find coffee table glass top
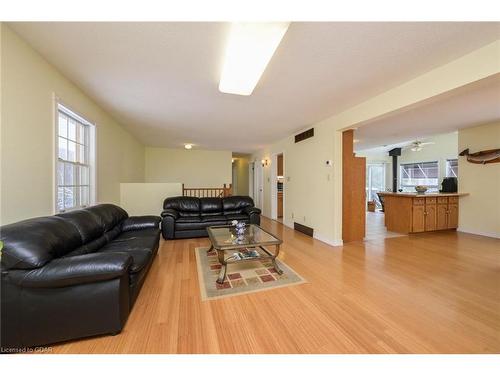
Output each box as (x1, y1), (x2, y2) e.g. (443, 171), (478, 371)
(207, 224), (282, 250)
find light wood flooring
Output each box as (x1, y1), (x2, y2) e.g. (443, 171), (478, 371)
(365, 211), (406, 241)
(50, 217), (500, 354)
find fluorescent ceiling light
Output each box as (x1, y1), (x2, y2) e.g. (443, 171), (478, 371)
(219, 22), (290, 96)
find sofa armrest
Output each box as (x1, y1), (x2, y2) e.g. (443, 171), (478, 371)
(161, 209), (179, 220)
(121, 216), (160, 232)
(243, 206), (261, 216)
(5, 252), (133, 288)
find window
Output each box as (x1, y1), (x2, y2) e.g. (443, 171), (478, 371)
(400, 161), (439, 192)
(446, 159), (458, 178)
(56, 103), (95, 212)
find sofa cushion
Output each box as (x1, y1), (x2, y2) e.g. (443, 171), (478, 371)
(163, 196), (200, 217)
(176, 216), (201, 223)
(0, 216), (82, 270)
(222, 196), (255, 214)
(225, 213), (250, 222)
(57, 209), (103, 244)
(200, 198), (223, 216)
(99, 232), (157, 274)
(98, 248), (151, 274)
(175, 220), (219, 231)
(201, 215), (227, 223)
(63, 235), (108, 258)
(117, 228), (159, 239)
(105, 230), (159, 252)
(84, 204), (128, 232)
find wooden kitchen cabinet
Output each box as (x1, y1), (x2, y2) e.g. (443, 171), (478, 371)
(436, 203), (448, 230)
(378, 192), (468, 234)
(448, 203), (459, 229)
(412, 205), (425, 233)
(425, 202), (437, 231)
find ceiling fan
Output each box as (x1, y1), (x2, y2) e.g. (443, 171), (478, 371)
(407, 140), (435, 152)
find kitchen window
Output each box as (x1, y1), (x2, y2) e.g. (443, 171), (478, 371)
(400, 161), (439, 192)
(446, 158), (458, 178)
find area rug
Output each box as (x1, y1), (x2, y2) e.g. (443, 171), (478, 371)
(195, 246), (306, 301)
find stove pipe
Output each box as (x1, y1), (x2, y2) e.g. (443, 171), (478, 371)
(388, 148), (402, 192)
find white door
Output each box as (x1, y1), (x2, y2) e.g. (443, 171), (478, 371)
(248, 162), (255, 199)
(254, 163), (264, 210)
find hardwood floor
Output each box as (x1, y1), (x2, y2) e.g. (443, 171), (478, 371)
(365, 211), (406, 241)
(51, 217), (500, 354)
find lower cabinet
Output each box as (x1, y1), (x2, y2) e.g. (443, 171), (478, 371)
(412, 205), (425, 233)
(448, 203), (459, 229)
(411, 196), (458, 233)
(437, 204), (448, 230)
(425, 203), (437, 231)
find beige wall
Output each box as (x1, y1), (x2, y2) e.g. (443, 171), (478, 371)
(145, 147), (232, 187)
(458, 122), (500, 238)
(252, 124), (338, 245)
(120, 183), (182, 216)
(0, 24), (145, 224)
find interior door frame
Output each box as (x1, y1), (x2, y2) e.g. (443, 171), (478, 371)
(253, 161), (264, 210)
(270, 151), (285, 220)
(366, 162), (386, 206)
(248, 162), (255, 199)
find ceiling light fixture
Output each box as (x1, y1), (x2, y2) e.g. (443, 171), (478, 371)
(219, 22), (290, 96)
(184, 144), (193, 150)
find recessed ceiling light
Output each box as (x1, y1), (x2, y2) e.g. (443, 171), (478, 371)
(184, 144), (193, 150)
(219, 22), (290, 96)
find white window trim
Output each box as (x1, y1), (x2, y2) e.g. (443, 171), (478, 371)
(53, 94), (97, 213)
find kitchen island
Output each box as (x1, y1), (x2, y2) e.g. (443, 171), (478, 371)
(377, 192), (469, 234)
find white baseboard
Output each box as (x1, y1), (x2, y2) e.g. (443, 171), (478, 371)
(457, 227), (500, 239)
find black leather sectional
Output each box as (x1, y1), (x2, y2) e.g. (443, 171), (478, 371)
(161, 196), (261, 239)
(0, 204), (160, 349)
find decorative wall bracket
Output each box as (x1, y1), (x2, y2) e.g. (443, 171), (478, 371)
(459, 148), (500, 164)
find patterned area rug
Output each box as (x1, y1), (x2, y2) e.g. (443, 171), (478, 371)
(195, 246), (306, 301)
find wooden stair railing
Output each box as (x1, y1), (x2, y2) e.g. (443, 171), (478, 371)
(182, 183), (232, 198)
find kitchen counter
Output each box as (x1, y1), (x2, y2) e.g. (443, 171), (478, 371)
(378, 192), (469, 198)
(378, 192), (468, 234)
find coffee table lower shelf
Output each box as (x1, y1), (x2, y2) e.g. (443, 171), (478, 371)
(207, 244), (283, 284)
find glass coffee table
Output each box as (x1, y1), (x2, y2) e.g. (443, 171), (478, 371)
(206, 224), (283, 284)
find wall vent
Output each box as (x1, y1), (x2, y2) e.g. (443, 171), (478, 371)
(294, 222), (314, 237)
(295, 128), (314, 143)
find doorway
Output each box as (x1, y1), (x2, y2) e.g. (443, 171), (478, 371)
(253, 162), (264, 210)
(276, 154), (284, 222)
(270, 152), (284, 222)
(366, 163), (385, 209)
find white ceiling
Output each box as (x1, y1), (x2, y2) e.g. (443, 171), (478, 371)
(354, 74), (500, 152)
(9, 22), (500, 153)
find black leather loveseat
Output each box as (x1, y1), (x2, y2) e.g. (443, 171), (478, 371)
(161, 196), (261, 239)
(0, 204), (160, 349)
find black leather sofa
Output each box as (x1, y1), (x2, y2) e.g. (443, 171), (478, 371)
(0, 204), (160, 349)
(161, 196), (261, 239)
